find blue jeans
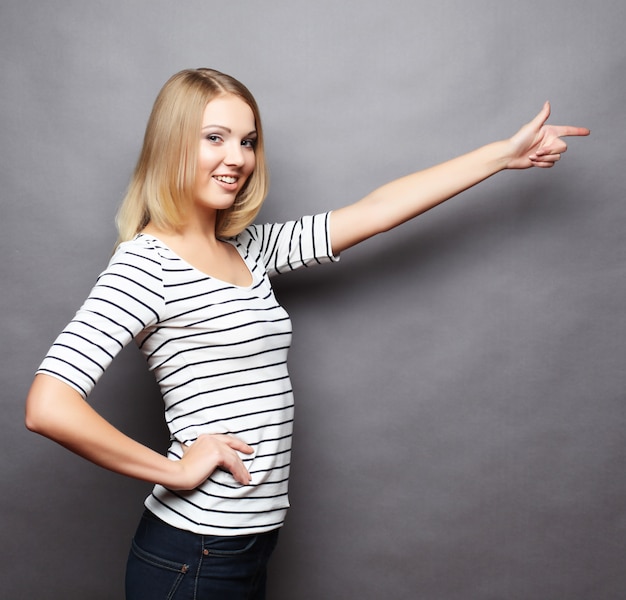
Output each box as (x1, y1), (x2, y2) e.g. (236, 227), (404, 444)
(125, 509), (279, 600)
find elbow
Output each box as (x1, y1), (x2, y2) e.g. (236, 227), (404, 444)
(25, 393), (47, 434)
(24, 408), (35, 432)
(25, 374), (86, 441)
(24, 374), (66, 436)
(25, 395), (64, 439)
(25, 416), (41, 434)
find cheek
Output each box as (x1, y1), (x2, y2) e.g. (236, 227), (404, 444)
(246, 154), (257, 177)
(197, 145), (220, 171)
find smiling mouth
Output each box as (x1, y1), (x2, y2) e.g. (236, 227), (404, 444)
(213, 175), (238, 184)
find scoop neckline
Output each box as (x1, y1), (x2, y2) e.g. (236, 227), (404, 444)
(134, 233), (255, 290)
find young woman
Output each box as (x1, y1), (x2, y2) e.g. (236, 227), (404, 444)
(25, 68), (589, 599)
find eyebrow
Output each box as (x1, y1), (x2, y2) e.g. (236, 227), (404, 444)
(202, 125), (257, 137)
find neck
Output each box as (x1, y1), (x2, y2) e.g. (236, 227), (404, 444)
(144, 206), (220, 244)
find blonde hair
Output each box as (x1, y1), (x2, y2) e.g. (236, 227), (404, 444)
(115, 68), (269, 245)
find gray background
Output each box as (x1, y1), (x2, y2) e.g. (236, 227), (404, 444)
(2, 1), (624, 598)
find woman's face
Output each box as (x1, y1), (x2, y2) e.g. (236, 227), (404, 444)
(193, 94), (257, 213)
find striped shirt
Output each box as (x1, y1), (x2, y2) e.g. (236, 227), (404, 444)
(37, 213), (338, 535)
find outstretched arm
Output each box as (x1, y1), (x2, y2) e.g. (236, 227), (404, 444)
(330, 102), (589, 254)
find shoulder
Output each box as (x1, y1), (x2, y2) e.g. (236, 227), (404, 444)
(228, 222), (267, 257)
(105, 234), (168, 283)
(115, 234), (165, 260)
(230, 222), (262, 243)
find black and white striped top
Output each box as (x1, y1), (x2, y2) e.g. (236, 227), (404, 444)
(37, 213), (338, 535)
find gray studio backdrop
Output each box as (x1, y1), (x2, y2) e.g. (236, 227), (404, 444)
(2, 1), (624, 598)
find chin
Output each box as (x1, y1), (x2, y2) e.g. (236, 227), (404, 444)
(195, 195), (238, 212)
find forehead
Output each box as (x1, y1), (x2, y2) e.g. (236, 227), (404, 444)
(201, 95), (255, 130)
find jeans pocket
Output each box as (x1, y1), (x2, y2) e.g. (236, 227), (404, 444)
(203, 534), (258, 557)
(127, 538), (190, 600)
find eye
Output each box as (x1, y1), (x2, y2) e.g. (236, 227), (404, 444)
(241, 138), (256, 149)
(205, 134), (223, 143)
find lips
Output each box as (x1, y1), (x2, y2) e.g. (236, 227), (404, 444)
(213, 175), (238, 184)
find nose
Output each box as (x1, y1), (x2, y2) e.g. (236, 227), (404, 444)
(224, 141), (245, 167)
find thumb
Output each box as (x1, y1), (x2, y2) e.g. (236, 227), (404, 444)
(529, 101), (551, 129)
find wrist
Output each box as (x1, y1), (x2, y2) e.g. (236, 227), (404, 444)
(485, 140), (514, 172)
(157, 455), (189, 489)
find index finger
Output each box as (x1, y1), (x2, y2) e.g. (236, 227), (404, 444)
(551, 125), (591, 138)
(219, 434), (254, 454)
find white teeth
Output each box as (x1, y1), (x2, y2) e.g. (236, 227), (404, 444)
(215, 175), (237, 184)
